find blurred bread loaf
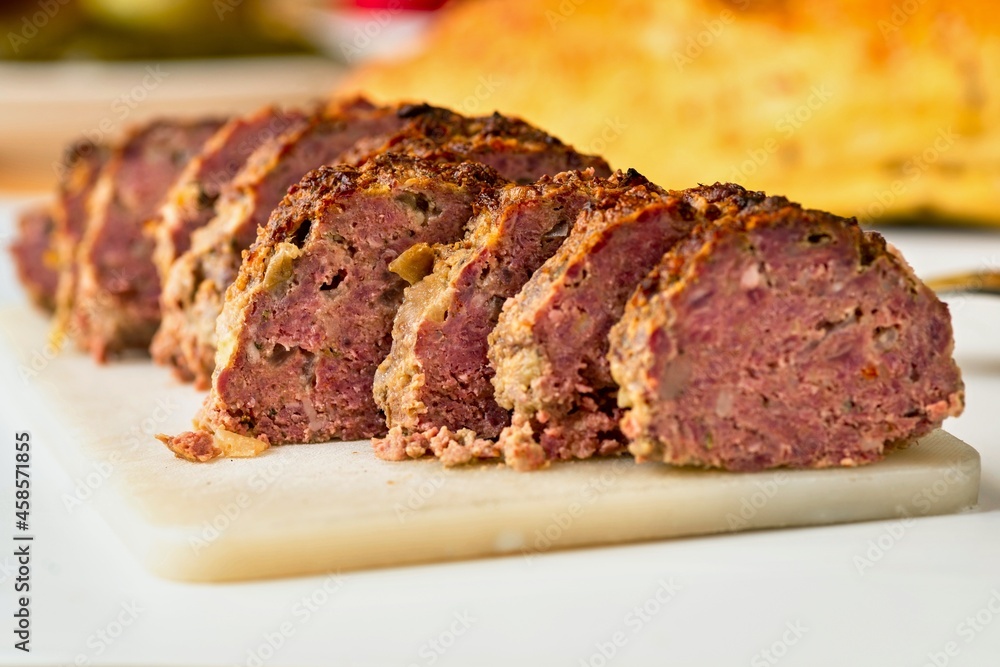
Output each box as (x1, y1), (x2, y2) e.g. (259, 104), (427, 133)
(341, 0), (1000, 225)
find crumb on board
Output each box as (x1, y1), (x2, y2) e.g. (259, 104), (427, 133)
(156, 429), (269, 463)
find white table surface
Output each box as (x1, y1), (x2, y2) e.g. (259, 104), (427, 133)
(0, 196), (997, 667)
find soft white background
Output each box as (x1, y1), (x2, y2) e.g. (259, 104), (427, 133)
(0, 196), (998, 667)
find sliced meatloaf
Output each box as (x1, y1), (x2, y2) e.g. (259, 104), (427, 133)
(10, 204), (59, 312)
(486, 182), (781, 470)
(70, 118), (225, 361)
(51, 140), (111, 333)
(163, 154), (507, 459)
(372, 168), (646, 466)
(152, 98), (407, 387)
(155, 101), (610, 388)
(609, 204), (965, 471)
(149, 106), (308, 281)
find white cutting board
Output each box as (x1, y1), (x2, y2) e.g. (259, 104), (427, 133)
(0, 306), (980, 582)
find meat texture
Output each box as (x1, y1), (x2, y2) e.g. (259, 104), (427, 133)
(154, 100), (610, 388)
(609, 203), (965, 471)
(152, 98), (407, 387)
(165, 154), (507, 459)
(70, 118), (225, 361)
(10, 204), (59, 311)
(149, 106), (308, 281)
(372, 168), (644, 466)
(487, 182), (779, 470)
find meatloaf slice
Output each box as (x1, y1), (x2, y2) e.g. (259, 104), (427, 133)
(69, 118), (225, 361)
(152, 98), (407, 387)
(372, 168), (648, 466)
(10, 204), (59, 312)
(149, 106), (308, 281)
(181, 153), (507, 454)
(609, 204), (965, 471)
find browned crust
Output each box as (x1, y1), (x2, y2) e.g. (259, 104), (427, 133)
(248, 152), (506, 261)
(343, 103), (611, 182)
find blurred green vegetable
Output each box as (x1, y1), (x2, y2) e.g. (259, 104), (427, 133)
(1, 0), (317, 60)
